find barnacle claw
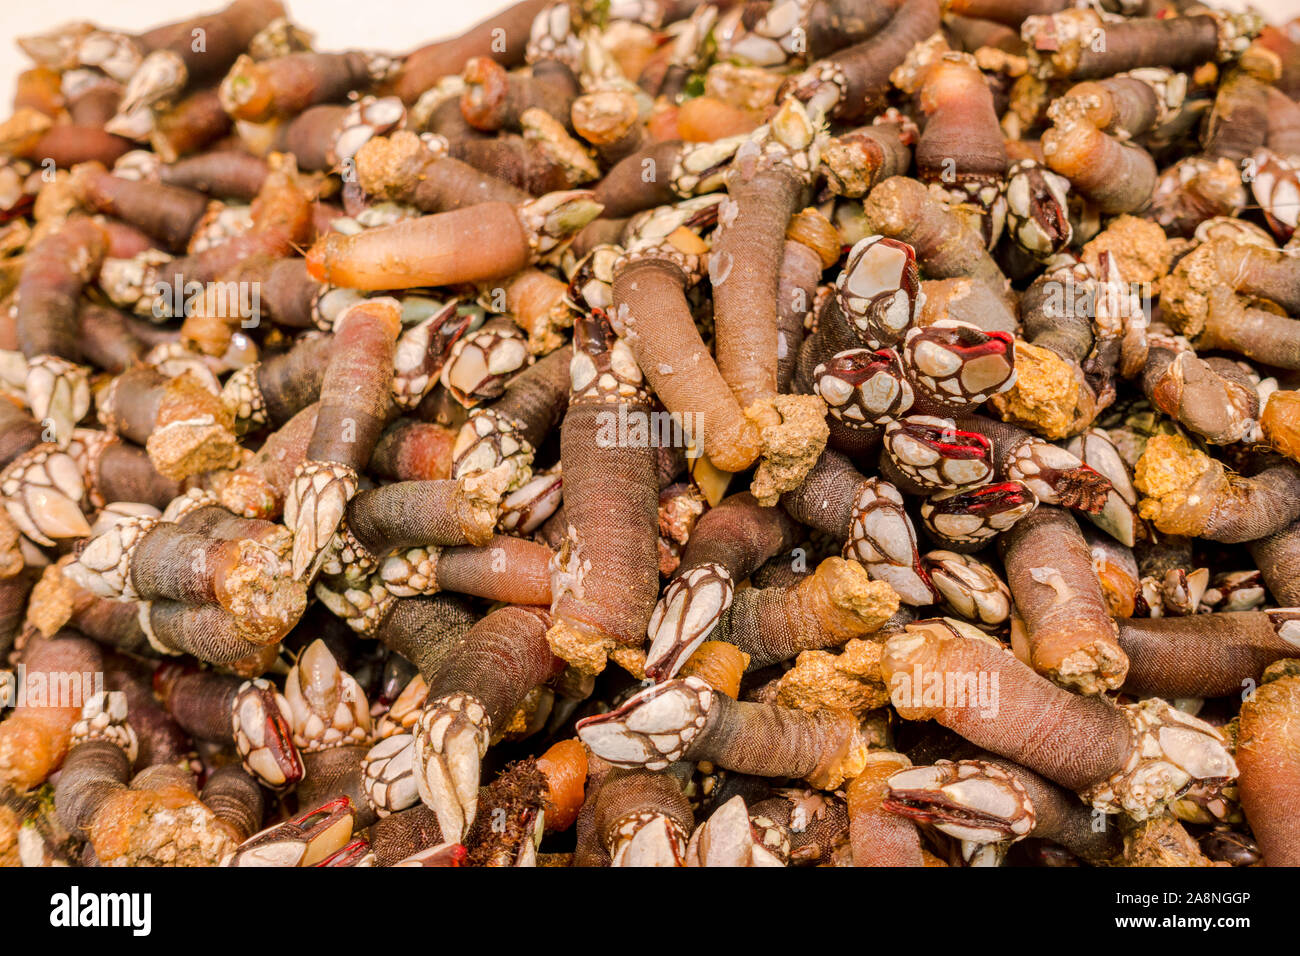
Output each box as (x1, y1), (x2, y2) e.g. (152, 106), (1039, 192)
(440, 322), (532, 408)
(498, 466), (563, 534)
(884, 759), (1036, 852)
(685, 795), (786, 867)
(922, 551), (1012, 627)
(412, 693), (491, 843)
(219, 363), (267, 436)
(224, 796), (356, 867)
(609, 812), (689, 867)
(1066, 428), (1140, 547)
(314, 576), (396, 634)
(69, 690), (138, 762)
(884, 415), (994, 491)
(393, 842), (468, 867)
(1265, 608), (1300, 649)
(377, 675), (430, 738)
(231, 678), (304, 788)
(452, 409), (536, 491)
(834, 235), (920, 349)
(645, 565), (734, 681)
(314, 837), (375, 867)
(1004, 159), (1072, 257)
(284, 460), (359, 580)
(670, 135), (746, 197)
(1079, 698), (1238, 820)
(1007, 439), (1112, 513)
(815, 348), (914, 428)
(0, 445), (91, 547)
(845, 478), (935, 605)
(920, 482), (1038, 551)
(517, 190), (604, 258)
(575, 676), (713, 771)
(391, 301), (474, 410)
(361, 733), (419, 816)
(903, 321), (1017, 410)
(25, 355), (89, 448)
(284, 638), (371, 752)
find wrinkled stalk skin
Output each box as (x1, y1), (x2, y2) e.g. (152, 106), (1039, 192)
(999, 507), (1127, 695)
(1236, 675), (1300, 866)
(374, 594), (477, 681)
(307, 302), (400, 469)
(881, 627), (1130, 791)
(391, 0), (549, 104)
(1116, 613), (1295, 699)
(1, 0), (1294, 872)
(16, 217), (106, 361)
(690, 693), (860, 783)
(550, 318), (661, 665)
(1249, 520), (1300, 607)
(712, 165), (804, 411)
(845, 753), (924, 867)
(141, 0), (285, 83)
(307, 203), (531, 290)
(614, 258), (762, 472)
(863, 177), (1008, 299)
(431, 605), (562, 730)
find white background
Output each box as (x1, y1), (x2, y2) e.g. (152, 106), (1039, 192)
(0, 1), (1295, 110)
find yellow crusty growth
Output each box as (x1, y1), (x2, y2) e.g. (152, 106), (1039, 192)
(990, 339), (1091, 440)
(749, 394), (830, 507)
(1133, 433), (1222, 531)
(1081, 214), (1171, 287)
(772, 639), (889, 716)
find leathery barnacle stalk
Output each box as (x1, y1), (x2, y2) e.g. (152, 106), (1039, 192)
(880, 618), (1237, 819)
(576, 675), (872, 790)
(1235, 662), (1300, 866)
(305, 189), (602, 290)
(68, 514), (306, 645)
(1134, 433), (1300, 544)
(998, 506), (1128, 695)
(905, 47), (1009, 246)
(0, 636), (102, 792)
(411, 605), (562, 843)
(544, 310), (659, 676)
(284, 297), (401, 580)
(707, 556), (899, 672)
(54, 692), (240, 866)
(611, 203), (763, 474)
(708, 99), (826, 447)
(1161, 238), (1300, 370)
(14, 216), (104, 447)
